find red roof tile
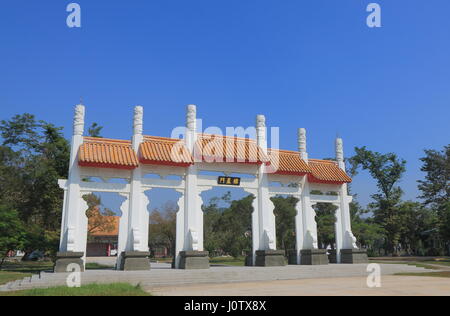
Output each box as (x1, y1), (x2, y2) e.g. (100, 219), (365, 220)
(79, 137), (139, 169)
(140, 136), (193, 167)
(308, 159), (352, 184)
(267, 149), (312, 175)
(195, 134), (268, 164)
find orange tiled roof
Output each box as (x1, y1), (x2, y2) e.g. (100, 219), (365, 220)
(195, 134), (269, 164)
(77, 136), (351, 184)
(308, 159), (352, 184)
(268, 149), (312, 175)
(140, 136), (193, 167)
(89, 216), (120, 237)
(79, 137), (139, 170)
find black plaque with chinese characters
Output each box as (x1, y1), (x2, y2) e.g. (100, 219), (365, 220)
(217, 176), (241, 186)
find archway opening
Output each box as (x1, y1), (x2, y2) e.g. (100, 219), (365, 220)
(201, 187), (255, 267)
(146, 188), (182, 268)
(272, 195), (298, 260)
(83, 191), (126, 270)
(312, 192), (338, 263)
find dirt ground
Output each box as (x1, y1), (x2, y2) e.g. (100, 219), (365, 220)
(148, 275), (450, 296)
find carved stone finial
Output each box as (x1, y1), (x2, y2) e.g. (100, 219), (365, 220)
(133, 106), (144, 135)
(186, 104), (197, 131)
(256, 115), (266, 128)
(336, 138), (344, 162)
(298, 128), (306, 152)
(73, 105), (85, 136)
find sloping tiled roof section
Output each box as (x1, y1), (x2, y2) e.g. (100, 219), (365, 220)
(140, 136), (193, 167)
(267, 149), (312, 175)
(308, 159), (352, 184)
(79, 137), (139, 170)
(195, 134), (269, 164)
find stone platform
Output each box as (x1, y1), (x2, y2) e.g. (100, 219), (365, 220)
(1, 263), (434, 293)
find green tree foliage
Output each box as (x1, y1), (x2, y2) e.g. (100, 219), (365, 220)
(0, 205), (25, 268)
(349, 147), (407, 255)
(418, 145), (450, 254)
(0, 114), (70, 259)
(272, 196), (297, 251)
(88, 123), (103, 138)
(148, 201), (177, 258)
(314, 203), (337, 250)
(349, 201), (385, 256)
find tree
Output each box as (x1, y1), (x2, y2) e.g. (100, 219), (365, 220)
(418, 146), (450, 207)
(203, 196), (226, 256)
(0, 114), (70, 259)
(315, 203), (337, 250)
(84, 194), (117, 238)
(216, 195), (254, 258)
(148, 201), (177, 258)
(349, 200), (385, 256)
(418, 145), (450, 254)
(349, 147), (407, 255)
(272, 196), (297, 251)
(88, 123), (103, 138)
(0, 205), (25, 269)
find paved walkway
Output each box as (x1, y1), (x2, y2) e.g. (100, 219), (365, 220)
(0, 263), (435, 293)
(150, 276), (450, 296)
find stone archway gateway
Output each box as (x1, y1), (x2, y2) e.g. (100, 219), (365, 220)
(54, 104), (368, 272)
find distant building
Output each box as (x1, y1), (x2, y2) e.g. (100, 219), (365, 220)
(87, 216), (119, 257)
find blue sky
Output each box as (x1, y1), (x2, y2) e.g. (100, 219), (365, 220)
(1, 1), (449, 211)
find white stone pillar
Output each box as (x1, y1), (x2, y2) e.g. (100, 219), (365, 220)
(294, 196), (304, 264)
(116, 194), (129, 269)
(59, 105), (86, 259)
(335, 138), (358, 262)
(256, 115), (276, 253)
(125, 106), (148, 254)
(300, 179), (319, 250)
(176, 105), (204, 268)
(334, 203), (344, 263)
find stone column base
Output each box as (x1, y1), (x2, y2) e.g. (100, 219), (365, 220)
(300, 249), (329, 265)
(54, 252), (85, 273)
(120, 251), (151, 271)
(255, 250), (286, 267)
(287, 250), (299, 265)
(328, 250), (337, 264)
(179, 251), (209, 269)
(341, 249), (369, 264)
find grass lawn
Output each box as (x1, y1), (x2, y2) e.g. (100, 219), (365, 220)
(369, 259), (443, 270)
(209, 257), (245, 266)
(0, 260), (114, 287)
(395, 271), (450, 278)
(1, 261), (113, 273)
(0, 271), (32, 285)
(0, 283), (151, 296)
